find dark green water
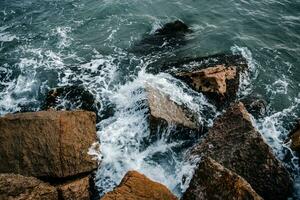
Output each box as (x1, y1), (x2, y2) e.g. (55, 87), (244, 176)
(1, 0), (300, 198)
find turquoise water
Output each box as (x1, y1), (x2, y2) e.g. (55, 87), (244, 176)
(1, 0), (300, 198)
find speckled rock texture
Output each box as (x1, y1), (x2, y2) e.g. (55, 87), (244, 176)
(290, 120), (300, 152)
(101, 171), (178, 200)
(0, 111), (97, 178)
(0, 173), (58, 200)
(182, 157), (263, 200)
(190, 102), (292, 200)
(57, 176), (91, 200)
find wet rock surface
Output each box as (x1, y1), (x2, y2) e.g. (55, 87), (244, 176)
(190, 102), (293, 200)
(0, 173), (58, 200)
(101, 171), (178, 200)
(174, 54), (247, 107)
(42, 85), (100, 121)
(57, 176), (91, 200)
(147, 85), (199, 129)
(182, 157), (263, 200)
(240, 93), (267, 117)
(0, 110), (97, 178)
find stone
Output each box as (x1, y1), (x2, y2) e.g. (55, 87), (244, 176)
(182, 157), (263, 200)
(155, 20), (191, 36)
(42, 85), (100, 121)
(170, 54), (247, 107)
(0, 111), (97, 178)
(101, 171), (177, 200)
(146, 85), (199, 129)
(0, 173), (58, 200)
(177, 65), (236, 95)
(240, 93), (267, 117)
(57, 176), (90, 200)
(131, 20), (191, 55)
(290, 120), (300, 152)
(190, 102), (293, 200)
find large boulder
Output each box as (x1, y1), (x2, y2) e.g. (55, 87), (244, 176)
(101, 171), (177, 200)
(190, 102), (293, 200)
(0, 173), (58, 200)
(172, 54), (247, 107)
(177, 65), (236, 97)
(147, 86), (199, 130)
(182, 157), (263, 200)
(0, 111), (97, 178)
(56, 176), (91, 200)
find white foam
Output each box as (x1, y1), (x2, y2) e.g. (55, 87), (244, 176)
(95, 69), (216, 196)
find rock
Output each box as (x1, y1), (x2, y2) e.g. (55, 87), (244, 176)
(0, 173), (58, 200)
(131, 20), (191, 54)
(57, 176), (91, 200)
(0, 111), (97, 178)
(101, 171), (177, 200)
(171, 54), (247, 107)
(240, 93), (267, 117)
(155, 20), (191, 36)
(190, 102), (293, 200)
(43, 85), (100, 121)
(290, 120), (300, 152)
(146, 85), (199, 129)
(182, 157), (263, 200)
(177, 65), (237, 96)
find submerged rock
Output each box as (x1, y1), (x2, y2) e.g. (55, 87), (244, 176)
(182, 157), (263, 200)
(56, 176), (91, 200)
(0, 173), (58, 200)
(43, 85), (100, 120)
(131, 20), (191, 54)
(146, 85), (199, 129)
(154, 20), (191, 36)
(190, 102), (293, 200)
(101, 171), (178, 200)
(240, 93), (267, 117)
(0, 111), (97, 178)
(175, 54), (247, 107)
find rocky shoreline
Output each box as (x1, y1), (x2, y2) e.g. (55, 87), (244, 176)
(0, 21), (299, 200)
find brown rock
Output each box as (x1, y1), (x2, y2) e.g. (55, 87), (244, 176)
(177, 65), (236, 96)
(146, 85), (198, 129)
(190, 102), (292, 200)
(290, 121), (300, 152)
(57, 176), (90, 200)
(0, 173), (58, 200)
(0, 111), (97, 178)
(101, 171), (178, 200)
(182, 157), (263, 200)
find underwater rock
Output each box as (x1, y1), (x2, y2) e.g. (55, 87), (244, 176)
(290, 120), (300, 152)
(190, 102), (293, 200)
(43, 85), (100, 121)
(154, 20), (191, 36)
(182, 156), (263, 200)
(0, 173), (58, 200)
(56, 176), (91, 200)
(174, 54), (247, 108)
(131, 20), (191, 54)
(146, 85), (199, 129)
(101, 171), (178, 200)
(0, 111), (97, 178)
(240, 93), (267, 118)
